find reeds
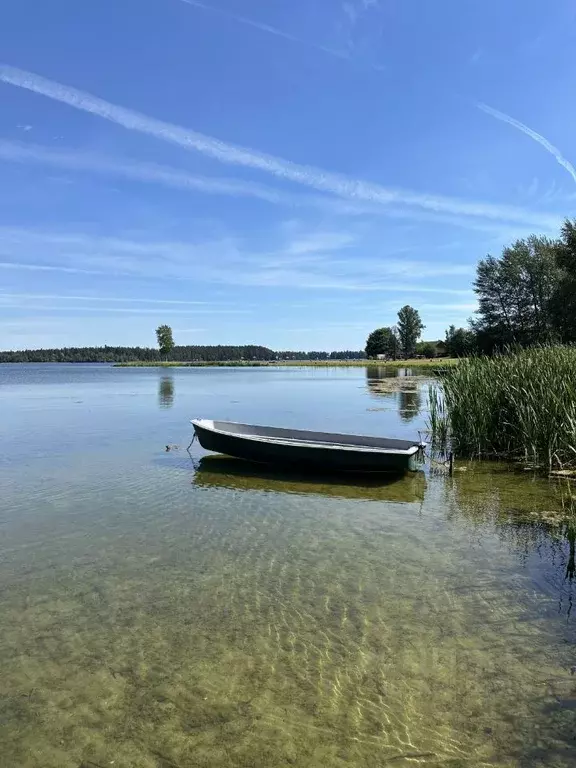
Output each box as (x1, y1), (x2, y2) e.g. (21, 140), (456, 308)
(428, 347), (576, 471)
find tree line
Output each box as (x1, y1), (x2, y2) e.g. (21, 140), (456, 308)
(276, 350), (365, 360)
(0, 345), (366, 363)
(0, 345), (276, 363)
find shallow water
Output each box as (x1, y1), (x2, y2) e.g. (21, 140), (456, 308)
(1, 364), (576, 767)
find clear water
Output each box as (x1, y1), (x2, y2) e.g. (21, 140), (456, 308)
(1, 364), (576, 767)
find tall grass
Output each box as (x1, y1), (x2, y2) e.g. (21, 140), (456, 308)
(428, 347), (576, 471)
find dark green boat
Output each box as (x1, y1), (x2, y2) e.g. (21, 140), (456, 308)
(191, 419), (425, 474)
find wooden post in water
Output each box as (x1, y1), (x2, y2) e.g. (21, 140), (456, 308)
(449, 452), (454, 475)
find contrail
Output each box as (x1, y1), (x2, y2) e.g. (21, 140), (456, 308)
(2, 141), (546, 233)
(178, 0), (355, 64)
(0, 64), (559, 228)
(479, 102), (576, 186)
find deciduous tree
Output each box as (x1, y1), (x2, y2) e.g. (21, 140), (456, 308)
(550, 219), (576, 342)
(445, 325), (475, 357)
(365, 327), (399, 359)
(473, 236), (559, 351)
(397, 306), (425, 358)
(416, 341), (437, 358)
(156, 325), (175, 360)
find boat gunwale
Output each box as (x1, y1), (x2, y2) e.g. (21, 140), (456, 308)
(191, 419), (424, 456)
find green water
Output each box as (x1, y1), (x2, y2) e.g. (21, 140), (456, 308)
(1, 364), (576, 767)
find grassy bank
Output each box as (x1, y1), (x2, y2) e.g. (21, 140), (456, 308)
(115, 358), (458, 369)
(429, 347), (576, 471)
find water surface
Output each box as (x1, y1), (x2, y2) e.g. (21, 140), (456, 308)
(1, 364), (575, 767)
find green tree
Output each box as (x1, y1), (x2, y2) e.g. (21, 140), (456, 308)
(156, 325), (175, 359)
(365, 327), (398, 359)
(550, 219), (576, 342)
(445, 325), (475, 357)
(416, 341), (437, 358)
(473, 236), (560, 351)
(397, 306), (425, 358)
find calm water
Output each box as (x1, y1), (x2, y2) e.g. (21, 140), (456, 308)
(1, 364), (576, 767)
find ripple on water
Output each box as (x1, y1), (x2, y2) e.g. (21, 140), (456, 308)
(1, 453), (576, 767)
(1, 364), (576, 767)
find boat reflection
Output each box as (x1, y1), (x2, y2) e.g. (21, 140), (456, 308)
(193, 455), (426, 502)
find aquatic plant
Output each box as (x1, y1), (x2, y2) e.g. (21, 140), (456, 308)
(428, 386), (450, 451)
(428, 346), (576, 471)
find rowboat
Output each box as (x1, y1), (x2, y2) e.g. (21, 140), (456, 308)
(191, 419), (425, 473)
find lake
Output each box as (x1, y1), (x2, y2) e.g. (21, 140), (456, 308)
(1, 364), (575, 767)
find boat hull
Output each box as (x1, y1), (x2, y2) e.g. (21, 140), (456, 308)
(192, 421), (422, 473)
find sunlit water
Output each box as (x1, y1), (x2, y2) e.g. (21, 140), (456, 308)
(1, 364), (576, 767)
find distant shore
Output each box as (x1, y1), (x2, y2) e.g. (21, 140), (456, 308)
(114, 358), (457, 369)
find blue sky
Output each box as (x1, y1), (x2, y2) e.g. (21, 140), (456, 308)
(1, 0), (575, 351)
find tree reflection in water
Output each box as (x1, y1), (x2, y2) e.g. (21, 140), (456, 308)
(158, 375), (175, 409)
(366, 366), (423, 422)
(398, 388), (422, 422)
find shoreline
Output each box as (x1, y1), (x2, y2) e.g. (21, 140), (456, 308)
(114, 358), (457, 369)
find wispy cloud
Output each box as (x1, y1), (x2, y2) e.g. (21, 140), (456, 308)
(342, 3), (359, 26)
(1, 306), (245, 315)
(0, 261), (101, 275)
(0, 225), (474, 294)
(469, 49), (483, 66)
(0, 292), (212, 305)
(330, 257), (475, 279)
(341, 1), (380, 33)
(280, 301), (478, 332)
(419, 302), (478, 312)
(338, 0), (383, 63)
(0, 140), (548, 235)
(478, 102), (576, 186)
(0, 301), (249, 315)
(0, 65), (561, 229)
(0, 139), (294, 206)
(521, 177), (539, 199)
(284, 231), (356, 256)
(178, 0), (355, 65)
(0, 226), (240, 279)
(213, 270), (473, 292)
